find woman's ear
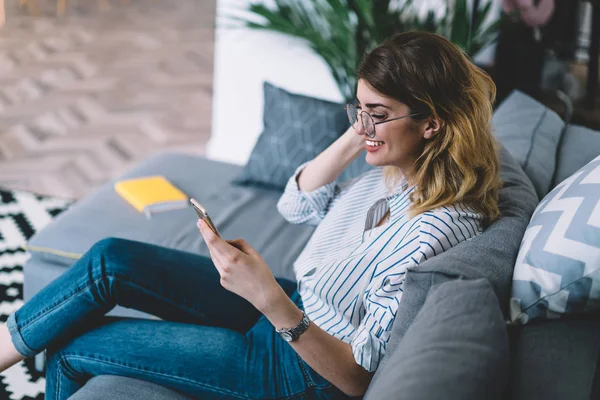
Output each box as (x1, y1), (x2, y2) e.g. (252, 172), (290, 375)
(423, 118), (442, 139)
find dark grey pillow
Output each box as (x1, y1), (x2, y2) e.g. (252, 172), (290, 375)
(552, 124), (600, 187)
(232, 82), (372, 190)
(492, 90), (565, 200)
(364, 279), (509, 400)
(509, 317), (600, 400)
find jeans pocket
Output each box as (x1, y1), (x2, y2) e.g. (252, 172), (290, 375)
(296, 354), (334, 391)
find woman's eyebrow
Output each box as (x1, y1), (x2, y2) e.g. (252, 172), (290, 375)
(365, 103), (390, 110)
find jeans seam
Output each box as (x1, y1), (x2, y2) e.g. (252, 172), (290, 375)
(296, 353), (315, 389)
(57, 353), (65, 400)
(58, 354), (254, 399)
(20, 280), (97, 329)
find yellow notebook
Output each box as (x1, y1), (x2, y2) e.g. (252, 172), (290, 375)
(114, 175), (188, 219)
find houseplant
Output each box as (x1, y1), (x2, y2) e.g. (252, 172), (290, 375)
(233, 0), (501, 102)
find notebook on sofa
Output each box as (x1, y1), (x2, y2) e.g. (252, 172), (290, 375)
(114, 175), (188, 219)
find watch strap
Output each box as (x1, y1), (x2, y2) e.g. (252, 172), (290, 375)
(276, 312), (310, 341)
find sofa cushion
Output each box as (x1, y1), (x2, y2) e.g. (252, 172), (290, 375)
(232, 82), (371, 190)
(510, 155), (600, 324)
(68, 375), (193, 400)
(492, 90), (565, 200)
(509, 316), (600, 400)
(364, 279), (509, 400)
(553, 124), (600, 187)
(25, 151), (316, 281)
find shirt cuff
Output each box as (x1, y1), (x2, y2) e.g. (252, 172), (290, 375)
(283, 161), (338, 214)
(350, 323), (388, 373)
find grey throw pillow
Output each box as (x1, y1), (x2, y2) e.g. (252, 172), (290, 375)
(232, 82), (371, 190)
(492, 90), (565, 200)
(552, 124), (600, 187)
(364, 279), (509, 400)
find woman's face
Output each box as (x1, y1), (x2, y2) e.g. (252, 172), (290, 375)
(355, 79), (430, 174)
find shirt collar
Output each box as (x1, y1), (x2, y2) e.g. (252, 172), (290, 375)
(384, 174), (411, 201)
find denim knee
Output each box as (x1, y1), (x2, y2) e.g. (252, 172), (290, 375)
(89, 237), (129, 257)
(87, 237), (133, 275)
(74, 237), (135, 299)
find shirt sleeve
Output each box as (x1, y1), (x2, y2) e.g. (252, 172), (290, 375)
(350, 208), (484, 372)
(276, 161), (359, 226)
(349, 221), (424, 372)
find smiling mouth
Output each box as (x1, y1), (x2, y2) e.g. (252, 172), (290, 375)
(366, 139), (385, 147)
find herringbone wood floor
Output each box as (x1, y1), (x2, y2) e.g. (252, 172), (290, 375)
(0, 0), (215, 200)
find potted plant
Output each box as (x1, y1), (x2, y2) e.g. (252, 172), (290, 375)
(231, 0), (501, 102)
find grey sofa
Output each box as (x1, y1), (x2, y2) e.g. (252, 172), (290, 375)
(24, 91), (600, 399)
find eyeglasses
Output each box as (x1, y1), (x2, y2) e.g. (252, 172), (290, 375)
(345, 104), (420, 139)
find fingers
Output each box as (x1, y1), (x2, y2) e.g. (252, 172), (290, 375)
(197, 219), (224, 249)
(198, 219), (242, 261)
(226, 239), (245, 252)
(227, 238), (258, 257)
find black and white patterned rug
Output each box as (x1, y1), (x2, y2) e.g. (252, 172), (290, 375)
(0, 189), (73, 400)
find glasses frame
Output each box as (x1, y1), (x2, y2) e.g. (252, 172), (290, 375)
(345, 104), (421, 139)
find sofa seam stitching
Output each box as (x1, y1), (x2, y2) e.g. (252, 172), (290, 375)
(523, 109), (547, 172)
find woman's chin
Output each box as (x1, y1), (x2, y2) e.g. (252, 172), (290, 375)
(365, 152), (386, 166)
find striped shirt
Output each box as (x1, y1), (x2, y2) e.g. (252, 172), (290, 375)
(276, 161), (484, 372)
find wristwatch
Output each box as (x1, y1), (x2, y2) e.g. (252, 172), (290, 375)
(276, 312), (310, 342)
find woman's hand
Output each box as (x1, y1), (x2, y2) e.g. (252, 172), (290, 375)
(196, 219), (280, 312)
(341, 125), (367, 156)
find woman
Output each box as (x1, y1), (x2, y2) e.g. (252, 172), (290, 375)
(0, 32), (501, 399)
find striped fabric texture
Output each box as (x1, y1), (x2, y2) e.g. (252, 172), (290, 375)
(277, 162), (483, 372)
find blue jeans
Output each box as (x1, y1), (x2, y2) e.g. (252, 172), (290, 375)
(6, 238), (349, 400)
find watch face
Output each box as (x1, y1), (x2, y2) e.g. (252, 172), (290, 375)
(281, 331), (293, 342)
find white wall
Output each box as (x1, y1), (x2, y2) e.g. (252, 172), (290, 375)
(208, 0), (343, 165)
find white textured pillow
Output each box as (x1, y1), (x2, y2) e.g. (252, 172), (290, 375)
(510, 155), (600, 324)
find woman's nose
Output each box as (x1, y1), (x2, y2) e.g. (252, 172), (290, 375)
(354, 119), (366, 136)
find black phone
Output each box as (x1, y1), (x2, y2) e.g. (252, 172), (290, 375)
(190, 198), (221, 238)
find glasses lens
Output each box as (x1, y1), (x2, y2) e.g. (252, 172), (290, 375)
(346, 105), (357, 127)
(362, 113), (375, 137)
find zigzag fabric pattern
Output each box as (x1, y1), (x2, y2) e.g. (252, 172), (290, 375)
(510, 155), (600, 325)
(0, 189), (72, 399)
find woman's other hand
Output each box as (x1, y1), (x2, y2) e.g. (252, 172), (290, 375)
(196, 219), (280, 312)
(341, 125), (366, 156)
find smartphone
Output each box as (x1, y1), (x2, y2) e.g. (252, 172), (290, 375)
(190, 198), (221, 238)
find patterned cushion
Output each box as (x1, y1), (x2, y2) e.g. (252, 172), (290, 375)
(510, 155), (600, 324)
(232, 82), (372, 190)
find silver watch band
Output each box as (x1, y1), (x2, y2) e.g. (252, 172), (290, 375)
(276, 312), (310, 342)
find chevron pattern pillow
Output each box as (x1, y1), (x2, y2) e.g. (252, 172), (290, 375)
(510, 155), (600, 325)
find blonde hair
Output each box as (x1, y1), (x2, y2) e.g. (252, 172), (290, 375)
(358, 32), (502, 226)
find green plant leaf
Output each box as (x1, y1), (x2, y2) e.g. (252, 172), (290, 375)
(450, 0), (471, 53)
(473, 0), (492, 36)
(234, 0), (501, 100)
